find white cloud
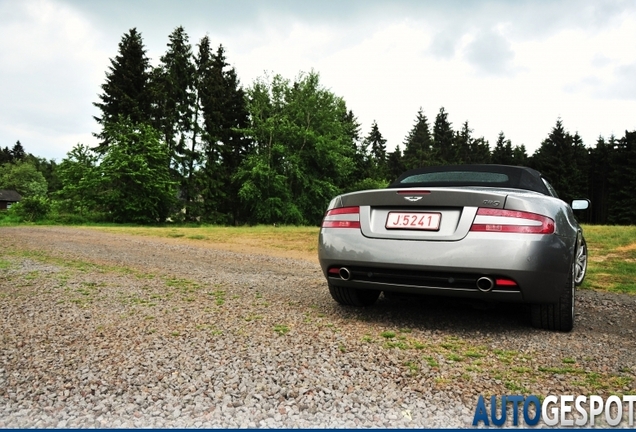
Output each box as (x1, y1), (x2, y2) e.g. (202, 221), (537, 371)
(1, 0), (636, 161)
(0, 0), (106, 159)
(462, 28), (515, 76)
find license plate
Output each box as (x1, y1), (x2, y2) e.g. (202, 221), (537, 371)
(385, 212), (441, 230)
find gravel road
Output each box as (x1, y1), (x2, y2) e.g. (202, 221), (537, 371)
(1, 226), (635, 428)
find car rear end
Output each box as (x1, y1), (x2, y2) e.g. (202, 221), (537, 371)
(318, 187), (577, 305)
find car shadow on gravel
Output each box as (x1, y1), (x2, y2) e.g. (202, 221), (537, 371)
(330, 293), (534, 335)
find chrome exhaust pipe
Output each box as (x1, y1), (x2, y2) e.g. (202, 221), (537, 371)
(476, 277), (494, 292)
(339, 267), (351, 281)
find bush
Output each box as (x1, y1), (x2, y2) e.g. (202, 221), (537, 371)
(12, 196), (51, 222)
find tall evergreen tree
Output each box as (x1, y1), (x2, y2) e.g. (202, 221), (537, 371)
(512, 144), (528, 166)
(402, 108), (433, 169)
(607, 131), (636, 225)
(153, 26), (196, 177)
(386, 145), (405, 181)
(491, 132), (514, 165)
(196, 42), (251, 223)
(530, 119), (585, 204)
(11, 141), (26, 161)
(588, 136), (612, 224)
(432, 107), (454, 163)
(0, 147), (12, 164)
(94, 28), (152, 150)
(364, 120), (388, 180)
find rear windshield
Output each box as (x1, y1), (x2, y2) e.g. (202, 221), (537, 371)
(400, 171), (509, 184)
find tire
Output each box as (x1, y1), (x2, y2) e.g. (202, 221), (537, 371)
(574, 240), (587, 286)
(328, 283), (380, 307)
(531, 261), (575, 332)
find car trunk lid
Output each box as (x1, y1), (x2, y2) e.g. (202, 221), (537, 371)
(338, 187), (508, 241)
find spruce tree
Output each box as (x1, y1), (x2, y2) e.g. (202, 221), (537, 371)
(11, 141), (26, 161)
(0, 147), (12, 164)
(432, 107), (454, 163)
(530, 119), (585, 203)
(588, 136), (612, 223)
(491, 132), (514, 165)
(152, 26), (197, 209)
(402, 108), (432, 169)
(93, 28), (152, 150)
(608, 131), (636, 225)
(364, 121), (388, 180)
(196, 42), (251, 223)
(387, 145), (405, 181)
(512, 144), (528, 166)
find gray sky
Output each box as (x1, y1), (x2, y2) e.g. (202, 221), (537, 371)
(1, 0), (635, 161)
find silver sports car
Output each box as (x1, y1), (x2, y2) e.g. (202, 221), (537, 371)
(318, 164), (589, 332)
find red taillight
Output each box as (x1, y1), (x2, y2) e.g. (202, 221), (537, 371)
(470, 208), (555, 234)
(322, 206), (360, 229)
(495, 278), (518, 287)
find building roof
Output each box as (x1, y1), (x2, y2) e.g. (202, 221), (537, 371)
(0, 190), (22, 202)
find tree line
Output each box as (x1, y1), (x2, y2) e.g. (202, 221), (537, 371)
(1, 27), (634, 225)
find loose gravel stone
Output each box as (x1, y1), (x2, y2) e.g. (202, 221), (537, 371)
(0, 226), (635, 428)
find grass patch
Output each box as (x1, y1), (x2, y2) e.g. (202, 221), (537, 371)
(85, 225), (320, 257)
(583, 224), (636, 293)
(273, 324), (290, 335)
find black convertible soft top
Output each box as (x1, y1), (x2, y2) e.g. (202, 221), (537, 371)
(388, 164), (551, 196)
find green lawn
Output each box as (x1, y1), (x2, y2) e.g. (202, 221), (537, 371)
(581, 224), (636, 293)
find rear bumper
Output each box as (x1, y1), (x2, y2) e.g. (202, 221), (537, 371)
(318, 229), (576, 304)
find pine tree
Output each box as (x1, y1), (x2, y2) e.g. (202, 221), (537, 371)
(512, 144), (528, 166)
(364, 121), (388, 180)
(455, 121), (473, 164)
(588, 136), (612, 224)
(491, 132), (514, 165)
(0, 147), (11, 164)
(432, 107), (454, 163)
(530, 118), (586, 203)
(94, 28), (152, 150)
(402, 108), (432, 169)
(153, 26), (196, 176)
(608, 131), (636, 225)
(469, 137), (492, 164)
(11, 141), (26, 161)
(196, 42), (251, 223)
(387, 145), (405, 181)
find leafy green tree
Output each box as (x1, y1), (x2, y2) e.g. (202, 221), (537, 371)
(402, 108), (433, 169)
(57, 144), (98, 216)
(26, 155), (61, 194)
(95, 118), (177, 223)
(11, 196), (51, 222)
(236, 71), (355, 225)
(94, 28), (153, 150)
(0, 161), (48, 197)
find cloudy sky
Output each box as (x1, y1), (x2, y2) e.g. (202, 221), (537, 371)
(1, 0), (635, 161)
